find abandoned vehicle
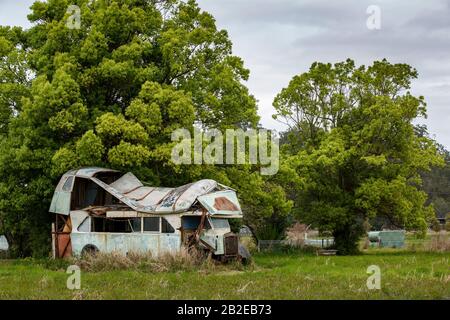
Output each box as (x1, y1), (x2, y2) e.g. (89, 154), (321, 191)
(50, 167), (250, 262)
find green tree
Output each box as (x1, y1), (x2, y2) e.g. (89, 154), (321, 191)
(275, 59), (443, 254)
(0, 26), (31, 135)
(419, 132), (450, 222)
(0, 0), (269, 256)
(224, 168), (292, 240)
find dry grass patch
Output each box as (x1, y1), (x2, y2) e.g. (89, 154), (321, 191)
(74, 249), (248, 273)
(426, 232), (450, 252)
(75, 249), (203, 272)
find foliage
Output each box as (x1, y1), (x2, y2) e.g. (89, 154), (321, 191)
(0, 0), (290, 257)
(0, 26), (31, 136)
(223, 168), (292, 240)
(274, 59), (443, 254)
(420, 140), (450, 221)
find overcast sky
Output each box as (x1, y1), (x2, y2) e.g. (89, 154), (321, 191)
(2, 0), (450, 148)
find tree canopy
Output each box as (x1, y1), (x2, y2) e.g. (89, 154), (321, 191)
(274, 59), (443, 254)
(0, 0), (444, 257)
(0, 0), (291, 256)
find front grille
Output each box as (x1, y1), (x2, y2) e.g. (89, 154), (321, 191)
(224, 233), (239, 256)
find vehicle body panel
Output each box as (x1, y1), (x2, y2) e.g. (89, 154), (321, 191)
(50, 168), (243, 259)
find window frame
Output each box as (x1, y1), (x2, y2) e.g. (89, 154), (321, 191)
(143, 216), (161, 233)
(77, 216), (91, 232)
(128, 217), (142, 233)
(75, 216), (177, 234)
(161, 217), (175, 234)
(209, 218), (230, 230)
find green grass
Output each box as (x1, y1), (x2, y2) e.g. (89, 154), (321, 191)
(0, 250), (448, 299)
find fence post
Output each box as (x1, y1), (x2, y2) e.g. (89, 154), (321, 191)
(51, 223), (56, 259)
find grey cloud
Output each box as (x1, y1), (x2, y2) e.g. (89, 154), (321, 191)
(0, 0), (34, 28)
(198, 0), (450, 148)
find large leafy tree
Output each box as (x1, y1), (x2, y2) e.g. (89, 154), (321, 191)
(0, 0), (285, 257)
(0, 26), (31, 135)
(274, 59), (443, 254)
(419, 133), (450, 223)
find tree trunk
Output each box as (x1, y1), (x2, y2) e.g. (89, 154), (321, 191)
(332, 222), (364, 255)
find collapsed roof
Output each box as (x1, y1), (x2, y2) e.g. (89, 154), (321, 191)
(49, 167), (242, 216)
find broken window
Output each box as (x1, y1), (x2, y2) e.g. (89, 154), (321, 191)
(161, 218), (175, 233)
(181, 216), (211, 230)
(82, 216), (172, 233)
(94, 171), (123, 184)
(71, 178), (124, 210)
(91, 217), (133, 233)
(129, 217), (141, 233)
(143, 217), (160, 232)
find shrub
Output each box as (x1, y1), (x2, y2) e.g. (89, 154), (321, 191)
(239, 236), (257, 253)
(431, 219), (442, 232)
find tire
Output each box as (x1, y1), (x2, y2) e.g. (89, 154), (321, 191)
(81, 244), (99, 257)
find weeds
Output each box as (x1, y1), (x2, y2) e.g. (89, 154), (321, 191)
(74, 249), (247, 273)
(426, 232), (450, 252)
(0, 250), (448, 299)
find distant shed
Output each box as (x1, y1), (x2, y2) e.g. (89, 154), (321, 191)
(368, 230), (405, 248)
(0, 235), (9, 257)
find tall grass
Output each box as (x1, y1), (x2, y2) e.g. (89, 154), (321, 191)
(426, 232), (450, 252)
(74, 249), (242, 273)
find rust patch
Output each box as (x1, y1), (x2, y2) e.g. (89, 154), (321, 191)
(57, 233), (72, 258)
(54, 215), (72, 258)
(213, 197), (239, 211)
(85, 206), (112, 216)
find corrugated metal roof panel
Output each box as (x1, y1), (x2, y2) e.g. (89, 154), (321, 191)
(75, 167), (119, 177)
(51, 168), (237, 215)
(125, 186), (155, 200)
(138, 188), (173, 207)
(109, 172), (143, 194)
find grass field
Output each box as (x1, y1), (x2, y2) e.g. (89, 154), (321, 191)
(0, 249), (448, 299)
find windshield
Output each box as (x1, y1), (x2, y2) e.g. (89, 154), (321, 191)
(210, 218), (230, 229)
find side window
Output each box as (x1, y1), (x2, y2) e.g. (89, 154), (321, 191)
(210, 218), (230, 229)
(62, 176), (74, 192)
(91, 217), (132, 233)
(161, 218), (175, 233)
(143, 217), (160, 232)
(181, 216), (211, 230)
(130, 218), (141, 233)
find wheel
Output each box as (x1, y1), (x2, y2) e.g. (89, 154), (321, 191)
(81, 244), (99, 257)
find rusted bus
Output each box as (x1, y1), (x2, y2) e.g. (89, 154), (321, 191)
(49, 167), (250, 262)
